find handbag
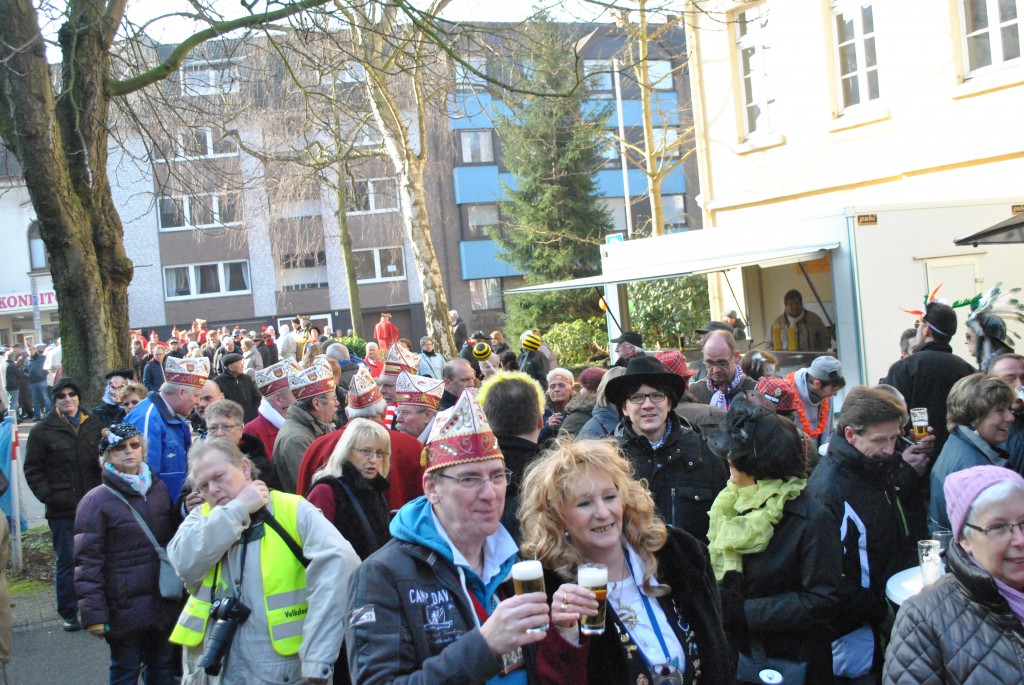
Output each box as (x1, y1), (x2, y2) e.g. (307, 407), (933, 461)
(737, 638), (807, 685)
(104, 485), (185, 600)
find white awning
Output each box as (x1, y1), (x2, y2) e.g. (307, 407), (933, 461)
(505, 232), (840, 295)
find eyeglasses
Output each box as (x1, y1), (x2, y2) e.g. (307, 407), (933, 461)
(111, 440), (143, 452)
(207, 423), (241, 434)
(396, 408), (426, 418)
(121, 399), (140, 410)
(353, 447), (388, 459)
(703, 359), (732, 369)
(55, 391), (78, 399)
(964, 520), (1024, 540)
(436, 469), (512, 490)
(626, 392), (668, 405)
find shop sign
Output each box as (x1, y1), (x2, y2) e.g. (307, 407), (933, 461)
(0, 291), (59, 313)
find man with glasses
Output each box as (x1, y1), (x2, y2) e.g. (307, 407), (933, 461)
(91, 368), (135, 428)
(344, 390), (550, 683)
(25, 377), (102, 631)
(274, 358), (338, 494)
(605, 356), (728, 541)
(202, 398), (279, 490)
(691, 330), (757, 409)
(394, 370), (444, 443)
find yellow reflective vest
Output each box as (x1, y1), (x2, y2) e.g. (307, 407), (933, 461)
(170, 491), (308, 655)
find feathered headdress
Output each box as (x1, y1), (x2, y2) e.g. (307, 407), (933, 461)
(900, 284), (944, 318)
(963, 283), (1024, 352)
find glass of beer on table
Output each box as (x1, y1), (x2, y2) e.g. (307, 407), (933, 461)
(578, 563), (608, 635)
(910, 407), (929, 442)
(512, 560), (548, 633)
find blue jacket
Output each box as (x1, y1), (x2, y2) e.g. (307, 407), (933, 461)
(929, 426), (1009, 532)
(125, 392), (192, 498)
(142, 359), (165, 393)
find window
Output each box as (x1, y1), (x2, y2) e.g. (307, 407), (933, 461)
(181, 60), (240, 96)
(833, 2), (879, 109)
(650, 127), (681, 157)
(647, 60), (674, 90)
(598, 132), (621, 169)
(163, 261), (250, 300)
(352, 247), (406, 283)
(961, 0), (1022, 74)
(460, 130), (494, 164)
(463, 204), (500, 240)
(27, 221), (48, 271)
(600, 198), (629, 234)
(281, 251), (327, 269)
(736, 4), (775, 137)
(157, 192), (242, 230)
(469, 278), (503, 311)
(347, 178), (399, 214)
(337, 61), (366, 84)
(583, 59), (613, 92)
(663, 194), (688, 232)
(153, 128), (237, 162)
(455, 56), (488, 89)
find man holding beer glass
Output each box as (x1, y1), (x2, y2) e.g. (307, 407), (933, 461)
(518, 438), (734, 685)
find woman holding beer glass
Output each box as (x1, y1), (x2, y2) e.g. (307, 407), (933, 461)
(518, 438), (734, 685)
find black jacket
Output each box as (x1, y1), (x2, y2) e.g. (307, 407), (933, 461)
(25, 410), (103, 519)
(213, 371), (261, 424)
(535, 527), (735, 685)
(308, 461), (390, 561)
(4, 359), (25, 389)
(616, 416), (728, 543)
(807, 436), (927, 642)
(723, 493), (841, 684)
(881, 341), (976, 453)
(495, 434), (543, 544)
(90, 402), (124, 429)
(883, 540), (1024, 684)
(517, 350), (548, 389)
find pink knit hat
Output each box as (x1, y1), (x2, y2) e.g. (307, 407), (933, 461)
(944, 465), (1024, 536)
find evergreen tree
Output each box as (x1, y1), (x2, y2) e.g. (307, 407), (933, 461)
(494, 15), (612, 335)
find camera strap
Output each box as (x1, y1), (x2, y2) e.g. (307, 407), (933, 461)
(263, 511), (311, 568)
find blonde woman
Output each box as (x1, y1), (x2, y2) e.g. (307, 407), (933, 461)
(307, 418), (391, 560)
(519, 438), (733, 685)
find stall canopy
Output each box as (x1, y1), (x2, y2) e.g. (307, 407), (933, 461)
(505, 231), (840, 295)
(954, 212), (1024, 247)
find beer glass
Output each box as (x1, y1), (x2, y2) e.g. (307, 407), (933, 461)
(512, 560), (547, 633)
(910, 407), (929, 443)
(577, 563), (608, 636)
(918, 539), (943, 586)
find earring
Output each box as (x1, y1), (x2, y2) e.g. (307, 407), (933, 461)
(563, 530), (571, 540)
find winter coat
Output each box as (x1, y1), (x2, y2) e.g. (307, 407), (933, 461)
(689, 374), (758, 408)
(807, 435), (927, 668)
(929, 426), (1011, 532)
(881, 341), (976, 454)
(495, 434), (543, 543)
(239, 432), (280, 491)
(124, 392), (193, 500)
(4, 359), (25, 390)
(343, 497), (540, 685)
(576, 405), (619, 440)
(26, 353), (48, 383)
(675, 395), (727, 435)
(458, 342), (482, 377)
(273, 402), (331, 494)
(142, 359), (164, 393)
(559, 394), (597, 437)
(213, 371), (261, 425)
(169, 492), (360, 685)
(25, 409), (103, 519)
(242, 346), (264, 379)
(306, 461), (391, 560)
(244, 402), (283, 464)
(451, 318), (468, 352)
(616, 416), (729, 542)
(769, 310), (831, 352)
(73, 468), (179, 639)
(417, 351), (445, 380)
(535, 527), (735, 685)
(883, 538), (1024, 684)
(517, 349), (548, 389)
(722, 493), (841, 685)
(90, 402), (125, 429)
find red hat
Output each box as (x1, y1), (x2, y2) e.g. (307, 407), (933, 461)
(755, 376), (799, 412)
(255, 358), (300, 397)
(654, 349), (697, 378)
(422, 390), (502, 472)
(395, 371), (444, 411)
(289, 357), (336, 400)
(347, 365), (384, 409)
(383, 342), (420, 378)
(578, 367), (607, 393)
(164, 356), (210, 388)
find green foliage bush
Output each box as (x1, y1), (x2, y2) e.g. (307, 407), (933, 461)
(629, 276), (711, 348)
(339, 335), (367, 358)
(544, 316), (609, 367)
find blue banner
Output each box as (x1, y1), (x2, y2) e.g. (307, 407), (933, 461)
(0, 417), (29, 532)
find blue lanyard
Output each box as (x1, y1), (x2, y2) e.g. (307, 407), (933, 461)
(624, 553), (671, 663)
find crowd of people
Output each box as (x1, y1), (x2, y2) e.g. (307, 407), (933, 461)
(12, 294), (1024, 685)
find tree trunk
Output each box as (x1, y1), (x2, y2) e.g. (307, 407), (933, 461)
(334, 179), (364, 339)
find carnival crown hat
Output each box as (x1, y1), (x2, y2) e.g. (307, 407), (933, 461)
(255, 357), (301, 397)
(422, 390), (503, 472)
(383, 342), (421, 378)
(347, 364), (384, 409)
(289, 356), (336, 400)
(395, 370), (445, 411)
(164, 356), (210, 388)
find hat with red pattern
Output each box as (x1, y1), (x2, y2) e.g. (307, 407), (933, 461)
(347, 365), (384, 409)
(164, 356), (210, 388)
(422, 390), (502, 472)
(288, 356), (336, 400)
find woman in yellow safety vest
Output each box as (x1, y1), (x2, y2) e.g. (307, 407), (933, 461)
(167, 438), (360, 685)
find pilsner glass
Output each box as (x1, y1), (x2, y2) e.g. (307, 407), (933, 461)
(910, 407), (929, 442)
(512, 560), (548, 633)
(578, 563), (608, 636)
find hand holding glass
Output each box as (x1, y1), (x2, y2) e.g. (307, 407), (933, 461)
(577, 564), (608, 636)
(512, 560), (547, 633)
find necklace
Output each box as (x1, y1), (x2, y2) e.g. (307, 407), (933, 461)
(786, 371), (830, 438)
(609, 575), (640, 630)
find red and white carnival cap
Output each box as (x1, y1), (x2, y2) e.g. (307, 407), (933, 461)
(422, 390), (502, 472)
(347, 365), (384, 410)
(382, 342), (421, 379)
(255, 357), (300, 397)
(164, 356), (210, 388)
(395, 370), (444, 411)
(288, 356), (336, 400)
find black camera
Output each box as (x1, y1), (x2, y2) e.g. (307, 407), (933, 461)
(197, 597), (252, 676)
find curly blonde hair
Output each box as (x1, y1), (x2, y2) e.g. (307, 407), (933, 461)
(518, 437), (669, 596)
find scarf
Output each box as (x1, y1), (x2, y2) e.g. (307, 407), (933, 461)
(707, 477), (808, 580)
(104, 462), (152, 496)
(706, 364), (745, 410)
(968, 554), (1024, 627)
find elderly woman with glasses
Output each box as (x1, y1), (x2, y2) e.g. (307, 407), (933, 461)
(885, 465), (1024, 684)
(519, 438), (734, 685)
(74, 423), (178, 685)
(607, 357), (728, 541)
(201, 399), (279, 491)
(118, 383), (148, 417)
(306, 418), (392, 560)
